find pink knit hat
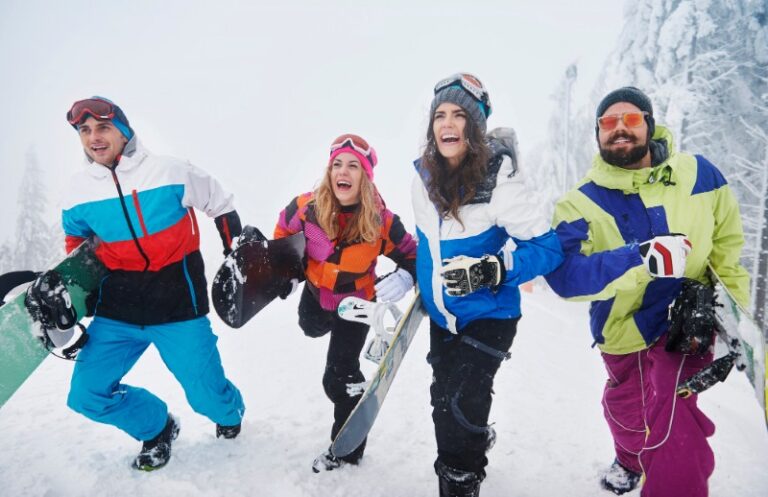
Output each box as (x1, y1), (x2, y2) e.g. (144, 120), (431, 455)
(328, 133), (378, 180)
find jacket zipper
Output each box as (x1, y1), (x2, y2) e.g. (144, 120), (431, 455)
(109, 167), (150, 272)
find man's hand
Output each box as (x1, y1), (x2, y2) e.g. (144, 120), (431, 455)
(639, 234), (691, 278)
(441, 255), (505, 297)
(226, 225), (268, 256)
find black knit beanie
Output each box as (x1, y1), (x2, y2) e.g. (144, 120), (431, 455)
(595, 86), (655, 138)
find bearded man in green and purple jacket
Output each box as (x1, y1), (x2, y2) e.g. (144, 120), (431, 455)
(545, 87), (749, 497)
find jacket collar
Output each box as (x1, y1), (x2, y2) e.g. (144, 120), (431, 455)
(587, 125), (677, 192)
(81, 137), (148, 178)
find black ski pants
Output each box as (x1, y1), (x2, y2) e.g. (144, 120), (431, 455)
(298, 286), (369, 462)
(428, 316), (519, 476)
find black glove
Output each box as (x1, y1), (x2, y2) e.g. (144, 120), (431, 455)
(215, 210), (243, 256)
(278, 278), (300, 300)
(441, 254), (506, 297)
(666, 279), (716, 355)
(238, 225), (268, 245)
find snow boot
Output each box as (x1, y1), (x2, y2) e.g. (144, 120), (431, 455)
(216, 422), (241, 439)
(133, 414), (180, 471)
(311, 446), (363, 473)
(312, 449), (344, 473)
(435, 460), (485, 497)
(600, 458), (641, 495)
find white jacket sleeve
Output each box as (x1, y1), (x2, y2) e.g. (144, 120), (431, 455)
(180, 162), (236, 218)
(490, 157), (550, 240)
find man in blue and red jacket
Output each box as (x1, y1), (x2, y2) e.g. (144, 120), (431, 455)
(30, 96), (246, 471)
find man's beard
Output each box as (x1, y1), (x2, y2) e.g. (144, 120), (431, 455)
(599, 134), (649, 168)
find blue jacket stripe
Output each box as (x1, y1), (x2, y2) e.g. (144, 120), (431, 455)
(692, 155), (727, 195)
(546, 219), (643, 298)
(633, 278), (682, 344)
(63, 184), (187, 242)
(415, 227), (447, 329)
(182, 255), (199, 315)
(646, 205), (670, 237)
(508, 229), (563, 286)
(589, 298), (613, 345)
(579, 182), (652, 243)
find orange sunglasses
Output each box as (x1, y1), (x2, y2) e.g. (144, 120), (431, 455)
(597, 111), (649, 131)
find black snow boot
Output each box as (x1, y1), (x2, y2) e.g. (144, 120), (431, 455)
(600, 458), (642, 495)
(216, 422), (241, 439)
(435, 460), (485, 497)
(311, 444), (364, 473)
(133, 414), (180, 471)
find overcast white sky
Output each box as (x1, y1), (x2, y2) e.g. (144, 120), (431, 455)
(0, 0), (625, 251)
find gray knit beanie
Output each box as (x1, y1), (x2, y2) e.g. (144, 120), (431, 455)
(430, 83), (490, 135)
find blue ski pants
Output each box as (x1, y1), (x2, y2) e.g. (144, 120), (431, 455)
(67, 316), (244, 441)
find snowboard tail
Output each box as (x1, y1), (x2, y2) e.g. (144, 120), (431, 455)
(0, 239), (107, 408)
(331, 291), (427, 458)
(211, 233), (306, 328)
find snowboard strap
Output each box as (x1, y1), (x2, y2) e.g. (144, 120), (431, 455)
(459, 335), (511, 361)
(666, 279), (716, 355)
(450, 391), (494, 435)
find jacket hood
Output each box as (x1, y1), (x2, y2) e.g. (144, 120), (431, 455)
(587, 125), (677, 193)
(82, 136), (147, 178)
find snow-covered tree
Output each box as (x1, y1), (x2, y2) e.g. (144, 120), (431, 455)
(527, 63), (597, 219)
(0, 241), (12, 274)
(12, 147), (61, 271)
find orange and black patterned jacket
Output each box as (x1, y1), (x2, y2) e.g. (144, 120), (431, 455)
(275, 192), (416, 311)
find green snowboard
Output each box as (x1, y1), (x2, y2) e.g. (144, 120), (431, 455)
(0, 239), (107, 408)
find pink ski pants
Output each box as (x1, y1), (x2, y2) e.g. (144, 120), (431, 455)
(601, 335), (715, 497)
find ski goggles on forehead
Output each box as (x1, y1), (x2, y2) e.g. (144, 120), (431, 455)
(434, 73), (492, 114)
(330, 135), (376, 164)
(66, 98), (122, 127)
(597, 111), (649, 131)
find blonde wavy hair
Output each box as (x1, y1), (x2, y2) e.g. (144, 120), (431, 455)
(314, 164), (383, 244)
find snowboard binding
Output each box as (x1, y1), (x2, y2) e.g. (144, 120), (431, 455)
(337, 297), (403, 364)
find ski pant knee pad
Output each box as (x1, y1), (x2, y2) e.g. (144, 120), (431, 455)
(432, 367), (496, 452)
(322, 364), (365, 404)
(298, 313), (331, 338)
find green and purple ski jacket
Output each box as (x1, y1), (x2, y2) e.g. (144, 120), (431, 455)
(545, 126), (749, 355)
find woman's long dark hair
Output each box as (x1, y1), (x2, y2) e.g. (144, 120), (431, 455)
(420, 107), (490, 226)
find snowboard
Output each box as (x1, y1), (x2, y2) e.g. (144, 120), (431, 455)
(0, 239), (107, 408)
(331, 291), (427, 458)
(677, 267), (768, 428)
(211, 232), (306, 328)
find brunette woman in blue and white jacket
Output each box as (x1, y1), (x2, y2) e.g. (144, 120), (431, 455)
(412, 74), (563, 497)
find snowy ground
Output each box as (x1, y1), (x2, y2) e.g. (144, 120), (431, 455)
(1, 287), (766, 497)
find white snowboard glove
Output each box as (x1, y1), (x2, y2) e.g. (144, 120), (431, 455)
(639, 234), (691, 278)
(374, 268), (414, 303)
(441, 254), (505, 297)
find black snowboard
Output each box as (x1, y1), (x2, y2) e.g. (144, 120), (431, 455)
(212, 232), (305, 328)
(0, 271), (39, 306)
